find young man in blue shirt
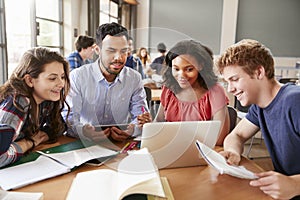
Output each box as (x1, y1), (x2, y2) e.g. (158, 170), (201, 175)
(66, 35), (95, 71)
(217, 39), (300, 200)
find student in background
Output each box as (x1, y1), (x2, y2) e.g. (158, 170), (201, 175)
(0, 47), (70, 168)
(64, 22), (151, 142)
(216, 39), (300, 200)
(125, 36), (145, 79)
(136, 47), (153, 78)
(67, 35), (96, 71)
(151, 40), (230, 146)
(150, 42), (167, 75)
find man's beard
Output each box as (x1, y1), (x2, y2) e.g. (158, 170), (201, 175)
(100, 59), (120, 75)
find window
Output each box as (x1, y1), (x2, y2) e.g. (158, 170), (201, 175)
(0, 0), (7, 84)
(36, 0), (63, 52)
(100, 0), (119, 25)
(2, 0), (62, 78)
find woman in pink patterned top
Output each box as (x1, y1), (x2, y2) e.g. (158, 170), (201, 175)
(154, 40), (230, 145)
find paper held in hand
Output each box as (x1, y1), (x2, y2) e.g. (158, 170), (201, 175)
(195, 140), (258, 179)
(66, 148), (168, 200)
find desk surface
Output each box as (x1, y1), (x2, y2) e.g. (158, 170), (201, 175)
(14, 136), (272, 200)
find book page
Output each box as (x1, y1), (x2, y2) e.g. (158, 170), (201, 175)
(118, 149), (165, 199)
(66, 169), (118, 200)
(0, 156), (70, 190)
(37, 145), (118, 168)
(195, 140), (258, 179)
(66, 148), (166, 200)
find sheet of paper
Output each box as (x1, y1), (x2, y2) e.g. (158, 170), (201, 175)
(0, 190), (44, 200)
(0, 156), (70, 190)
(37, 145), (118, 168)
(195, 140), (258, 179)
(0, 145), (118, 190)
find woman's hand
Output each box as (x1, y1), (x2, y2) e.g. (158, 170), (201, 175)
(16, 130), (49, 152)
(32, 131), (49, 146)
(137, 112), (152, 127)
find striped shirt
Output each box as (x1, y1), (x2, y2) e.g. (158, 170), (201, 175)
(0, 95), (29, 167)
(0, 95), (65, 168)
(63, 59), (149, 139)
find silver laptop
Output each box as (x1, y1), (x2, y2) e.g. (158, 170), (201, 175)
(140, 121), (221, 169)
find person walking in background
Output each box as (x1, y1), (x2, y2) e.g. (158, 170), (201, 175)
(150, 42), (167, 75)
(149, 40), (230, 146)
(216, 39), (300, 200)
(125, 36), (145, 79)
(0, 47), (70, 168)
(63, 22), (151, 142)
(66, 35), (96, 71)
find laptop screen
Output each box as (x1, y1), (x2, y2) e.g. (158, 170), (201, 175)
(140, 121), (221, 169)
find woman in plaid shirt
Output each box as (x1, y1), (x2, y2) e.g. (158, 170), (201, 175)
(0, 47), (70, 168)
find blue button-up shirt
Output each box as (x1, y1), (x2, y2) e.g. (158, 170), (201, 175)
(63, 60), (148, 138)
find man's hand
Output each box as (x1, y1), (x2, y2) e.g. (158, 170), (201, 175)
(83, 124), (111, 142)
(219, 150), (241, 166)
(110, 124), (134, 141)
(250, 171), (300, 200)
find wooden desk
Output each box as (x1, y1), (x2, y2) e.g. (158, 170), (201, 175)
(13, 136), (272, 200)
(151, 89), (162, 101)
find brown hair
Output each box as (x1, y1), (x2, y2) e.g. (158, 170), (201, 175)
(0, 47), (70, 149)
(216, 39), (274, 79)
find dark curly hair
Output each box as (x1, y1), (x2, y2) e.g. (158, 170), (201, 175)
(163, 40), (218, 94)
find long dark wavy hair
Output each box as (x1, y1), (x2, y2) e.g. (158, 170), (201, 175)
(0, 47), (70, 149)
(163, 40), (218, 94)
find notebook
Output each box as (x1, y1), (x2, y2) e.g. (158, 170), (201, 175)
(140, 121), (221, 169)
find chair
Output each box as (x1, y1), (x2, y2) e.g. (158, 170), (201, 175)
(233, 98), (268, 159)
(227, 105), (237, 132)
(143, 87), (156, 118)
(234, 97), (251, 113)
(279, 78), (298, 84)
(144, 86), (152, 108)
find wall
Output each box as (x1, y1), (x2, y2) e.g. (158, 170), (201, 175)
(63, 0), (89, 57)
(136, 0), (300, 76)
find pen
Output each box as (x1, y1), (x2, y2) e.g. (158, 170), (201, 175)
(141, 106), (145, 113)
(120, 142), (130, 154)
(124, 141), (138, 152)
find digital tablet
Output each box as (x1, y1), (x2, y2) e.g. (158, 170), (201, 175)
(94, 124), (129, 131)
(85, 154), (117, 166)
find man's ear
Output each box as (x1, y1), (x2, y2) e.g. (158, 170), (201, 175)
(94, 45), (101, 55)
(256, 65), (265, 80)
(24, 74), (34, 87)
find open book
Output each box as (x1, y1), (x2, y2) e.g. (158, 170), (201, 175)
(0, 145), (118, 190)
(0, 190), (44, 200)
(66, 148), (172, 200)
(195, 140), (258, 179)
